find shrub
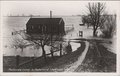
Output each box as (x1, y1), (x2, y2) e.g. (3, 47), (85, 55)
(101, 15), (116, 38)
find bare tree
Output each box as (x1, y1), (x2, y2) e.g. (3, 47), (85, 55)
(12, 28), (64, 65)
(12, 36), (31, 56)
(12, 32), (50, 62)
(25, 34), (50, 61)
(25, 33), (63, 62)
(86, 2), (106, 36)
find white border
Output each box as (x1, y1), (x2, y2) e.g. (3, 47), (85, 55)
(0, 1), (120, 76)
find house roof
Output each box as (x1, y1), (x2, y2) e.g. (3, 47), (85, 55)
(26, 18), (64, 25)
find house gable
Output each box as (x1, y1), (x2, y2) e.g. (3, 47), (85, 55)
(26, 18), (65, 35)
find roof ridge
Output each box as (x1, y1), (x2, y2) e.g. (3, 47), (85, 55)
(26, 18), (64, 25)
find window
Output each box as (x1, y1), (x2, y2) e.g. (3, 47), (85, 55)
(31, 26), (33, 29)
(42, 25), (46, 34)
(38, 26), (40, 29)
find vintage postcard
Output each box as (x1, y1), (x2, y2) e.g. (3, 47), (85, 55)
(0, 0), (120, 76)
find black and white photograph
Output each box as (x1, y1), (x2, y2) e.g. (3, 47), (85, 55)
(0, 0), (120, 74)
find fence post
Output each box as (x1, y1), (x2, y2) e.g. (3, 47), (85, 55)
(32, 57), (34, 68)
(60, 43), (62, 56)
(16, 55), (20, 68)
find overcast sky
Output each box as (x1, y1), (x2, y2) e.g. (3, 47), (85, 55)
(1, 1), (119, 16)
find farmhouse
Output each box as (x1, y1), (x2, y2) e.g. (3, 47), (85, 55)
(26, 18), (65, 35)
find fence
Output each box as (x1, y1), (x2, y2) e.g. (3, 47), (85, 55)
(16, 44), (63, 69)
(12, 30), (26, 35)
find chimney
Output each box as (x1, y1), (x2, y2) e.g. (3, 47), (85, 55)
(50, 11), (52, 18)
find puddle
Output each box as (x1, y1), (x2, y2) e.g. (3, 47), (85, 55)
(70, 42), (81, 52)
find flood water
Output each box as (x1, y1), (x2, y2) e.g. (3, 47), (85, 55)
(2, 16), (82, 57)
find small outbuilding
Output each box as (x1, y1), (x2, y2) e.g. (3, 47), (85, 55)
(26, 18), (65, 35)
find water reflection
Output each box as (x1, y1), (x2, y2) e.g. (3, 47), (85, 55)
(3, 41), (81, 57)
(70, 42), (81, 52)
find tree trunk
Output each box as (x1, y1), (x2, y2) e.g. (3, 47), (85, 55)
(50, 47), (54, 59)
(93, 25), (97, 37)
(87, 23), (89, 28)
(21, 48), (24, 56)
(93, 29), (96, 37)
(50, 36), (54, 59)
(41, 45), (47, 63)
(93, 25), (96, 37)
